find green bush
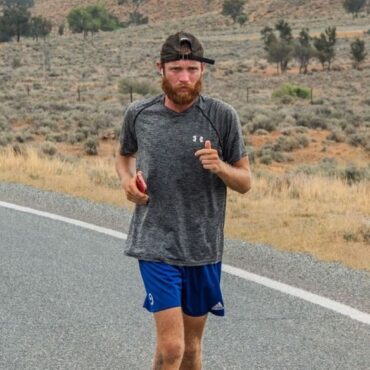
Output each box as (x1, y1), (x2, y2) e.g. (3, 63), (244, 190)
(272, 83), (310, 100)
(118, 78), (160, 96)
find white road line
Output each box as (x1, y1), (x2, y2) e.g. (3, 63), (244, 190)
(1, 200), (370, 326)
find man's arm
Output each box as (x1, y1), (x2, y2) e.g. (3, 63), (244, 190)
(195, 140), (251, 194)
(115, 151), (149, 205)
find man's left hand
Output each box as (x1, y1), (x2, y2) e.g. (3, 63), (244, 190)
(195, 140), (224, 174)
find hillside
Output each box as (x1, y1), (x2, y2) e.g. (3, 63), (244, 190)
(31, 0), (359, 26)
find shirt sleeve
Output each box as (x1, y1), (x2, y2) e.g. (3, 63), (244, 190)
(119, 105), (138, 156)
(222, 106), (247, 164)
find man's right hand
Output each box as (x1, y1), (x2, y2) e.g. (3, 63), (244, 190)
(122, 172), (149, 205)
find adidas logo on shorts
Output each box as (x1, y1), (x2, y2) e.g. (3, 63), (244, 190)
(211, 302), (224, 311)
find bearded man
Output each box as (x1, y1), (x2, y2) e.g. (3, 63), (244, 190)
(115, 31), (251, 370)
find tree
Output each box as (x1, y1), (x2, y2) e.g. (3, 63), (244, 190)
(261, 20), (294, 73)
(0, 0), (34, 42)
(343, 0), (366, 18)
(275, 19), (292, 42)
(293, 28), (315, 74)
(236, 13), (248, 26)
(0, 17), (11, 42)
(58, 22), (65, 36)
(29, 16), (52, 41)
(117, 0), (149, 25)
(222, 0), (246, 23)
(67, 5), (121, 37)
(314, 27), (337, 70)
(350, 38), (367, 69)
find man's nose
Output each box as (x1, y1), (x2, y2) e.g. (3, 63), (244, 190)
(178, 71), (191, 83)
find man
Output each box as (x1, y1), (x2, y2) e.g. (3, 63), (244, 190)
(115, 31), (251, 370)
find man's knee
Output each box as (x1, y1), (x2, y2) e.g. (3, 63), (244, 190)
(158, 340), (185, 364)
(183, 340), (201, 361)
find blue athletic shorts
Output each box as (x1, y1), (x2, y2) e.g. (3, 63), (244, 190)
(138, 260), (225, 317)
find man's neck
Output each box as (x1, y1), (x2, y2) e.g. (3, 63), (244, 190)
(164, 95), (197, 113)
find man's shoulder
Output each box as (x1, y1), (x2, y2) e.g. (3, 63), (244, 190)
(126, 95), (163, 115)
(199, 95), (238, 119)
(199, 95), (237, 114)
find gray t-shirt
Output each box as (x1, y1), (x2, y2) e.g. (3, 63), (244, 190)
(119, 94), (247, 266)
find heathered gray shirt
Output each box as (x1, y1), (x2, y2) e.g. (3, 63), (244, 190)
(119, 94), (247, 266)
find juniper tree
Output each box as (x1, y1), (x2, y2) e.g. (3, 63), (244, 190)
(0, 0), (34, 42)
(222, 0), (246, 23)
(29, 16), (52, 41)
(117, 0), (148, 25)
(350, 38), (367, 69)
(343, 0), (366, 18)
(294, 28), (315, 74)
(260, 20), (293, 73)
(313, 26), (337, 70)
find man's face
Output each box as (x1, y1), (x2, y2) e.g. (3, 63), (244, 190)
(161, 60), (204, 105)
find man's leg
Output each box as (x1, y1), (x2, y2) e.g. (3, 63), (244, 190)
(179, 313), (208, 370)
(153, 307), (185, 370)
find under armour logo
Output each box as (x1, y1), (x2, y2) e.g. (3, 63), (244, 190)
(193, 135), (204, 143)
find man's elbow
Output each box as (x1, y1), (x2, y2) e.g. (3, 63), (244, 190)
(238, 174), (252, 194)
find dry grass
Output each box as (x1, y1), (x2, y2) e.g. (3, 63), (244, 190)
(1, 146), (369, 271)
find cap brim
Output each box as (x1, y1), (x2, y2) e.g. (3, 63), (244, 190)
(161, 54), (215, 65)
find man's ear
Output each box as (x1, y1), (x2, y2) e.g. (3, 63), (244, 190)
(201, 63), (206, 75)
(156, 61), (163, 76)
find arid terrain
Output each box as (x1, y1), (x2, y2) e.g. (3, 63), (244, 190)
(0, 0), (369, 270)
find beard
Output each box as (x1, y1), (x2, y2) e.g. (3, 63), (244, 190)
(161, 76), (203, 106)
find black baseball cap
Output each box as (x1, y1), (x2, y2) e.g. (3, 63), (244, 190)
(160, 31), (215, 65)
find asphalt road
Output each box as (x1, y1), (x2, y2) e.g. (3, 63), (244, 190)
(1, 187), (370, 369)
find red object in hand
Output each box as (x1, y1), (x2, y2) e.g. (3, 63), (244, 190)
(136, 172), (147, 193)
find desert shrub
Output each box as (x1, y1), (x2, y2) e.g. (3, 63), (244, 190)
(296, 114), (329, 129)
(84, 137), (99, 155)
(280, 95), (295, 104)
(297, 134), (310, 147)
(41, 142), (57, 156)
(274, 134), (309, 152)
(12, 57), (22, 69)
(274, 136), (298, 152)
(46, 133), (68, 143)
(260, 154), (273, 165)
(341, 164), (370, 184)
(88, 169), (120, 189)
(113, 124), (122, 140)
(245, 146), (255, 163)
(255, 129), (269, 135)
(0, 115), (9, 130)
(247, 114), (277, 133)
(281, 126), (308, 135)
(272, 83), (310, 100)
(327, 130), (346, 143)
(272, 151), (290, 162)
(0, 133), (13, 146)
(12, 143), (27, 157)
(314, 105), (333, 117)
(344, 124), (356, 135)
(118, 78), (160, 96)
(15, 132), (33, 143)
(68, 132), (85, 144)
(76, 127), (90, 139)
(347, 133), (364, 147)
